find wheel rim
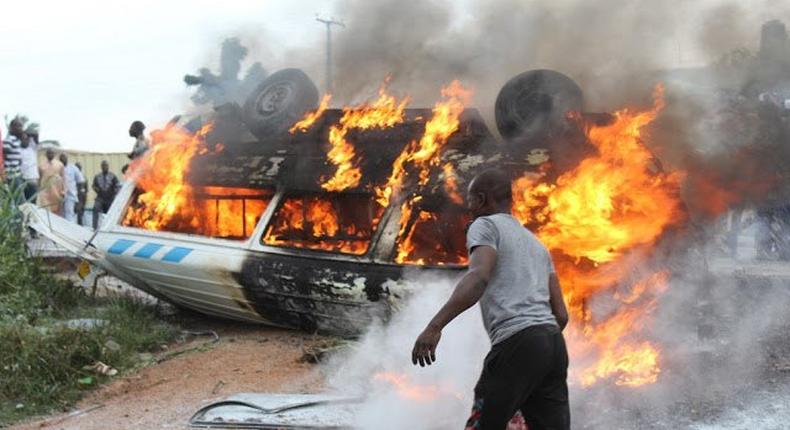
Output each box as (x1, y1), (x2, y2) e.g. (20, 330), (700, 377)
(255, 83), (294, 117)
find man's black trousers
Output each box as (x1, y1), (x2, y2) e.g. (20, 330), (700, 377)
(467, 324), (570, 430)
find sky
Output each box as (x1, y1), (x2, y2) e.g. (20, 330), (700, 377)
(0, 0), (333, 153)
(1, 0), (782, 153)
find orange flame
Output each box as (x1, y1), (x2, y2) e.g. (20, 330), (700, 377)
(262, 195), (384, 255)
(380, 80), (472, 265)
(512, 85), (685, 387)
(197, 186), (272, 238)
(321, 84), (410, 191)
(290, 94), (332, 134)
(373, 372), (464, 402)
(442, 162), (464, 205)
(124, 123), (211, 231)
(122, 124), (271, 239)
(376, 80), (472, 208)
(394, 199), (420, 264)
(514, 86), (683, 264)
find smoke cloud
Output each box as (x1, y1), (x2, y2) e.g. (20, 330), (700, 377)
(324, 0), (788, 106)
(294, 0), (790, 217)
(323, 274), (488, 429)
(186, 2), (790, 426)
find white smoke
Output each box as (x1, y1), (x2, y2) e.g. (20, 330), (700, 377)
(317, 234), (790, 429)
(324, 273), (489, 429)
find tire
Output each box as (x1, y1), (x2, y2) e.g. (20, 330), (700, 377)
(495, 69), (584, 144)
(242, 68), (319, 139)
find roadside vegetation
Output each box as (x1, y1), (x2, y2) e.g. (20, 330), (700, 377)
(0, 183), (177, 426)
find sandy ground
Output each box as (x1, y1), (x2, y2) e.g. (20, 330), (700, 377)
(12, 318), (329, 430)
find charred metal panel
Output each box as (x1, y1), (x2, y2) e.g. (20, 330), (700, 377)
(190, 152), (289, 189)
(189, 108), (500, 194)
(236, 252), (460, 336)
(236, 253), (400, 335)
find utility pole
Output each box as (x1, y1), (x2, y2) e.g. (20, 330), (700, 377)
(315, 16), (344, 94)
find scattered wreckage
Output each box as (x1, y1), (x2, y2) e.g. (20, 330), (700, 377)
(188, 393), (360, 429)
(25, 69), (603, 336)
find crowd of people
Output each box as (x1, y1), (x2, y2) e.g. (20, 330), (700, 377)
(0, 118), (149, 230)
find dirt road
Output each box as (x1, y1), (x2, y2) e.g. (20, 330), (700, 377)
(13, 321), (329, 430)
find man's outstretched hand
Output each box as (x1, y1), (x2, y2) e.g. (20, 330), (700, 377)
(412, 325), (442, 367)
(409, 247), (496, 368)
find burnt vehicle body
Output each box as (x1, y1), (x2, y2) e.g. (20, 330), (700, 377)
(25, 69), (590, 336)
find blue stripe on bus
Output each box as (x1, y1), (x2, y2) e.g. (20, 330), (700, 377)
(133, 243), (164, 259)
(108, 239), (136, 255)
(162, 247), (193, 263)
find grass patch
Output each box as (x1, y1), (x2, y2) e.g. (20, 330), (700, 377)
(0, 182), (177, 425)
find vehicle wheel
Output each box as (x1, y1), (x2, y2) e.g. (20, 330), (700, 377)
(495, 69), (584, 143)
(242, 68), (319, 139)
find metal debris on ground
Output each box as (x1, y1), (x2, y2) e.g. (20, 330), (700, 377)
(188, 393), (361, 429)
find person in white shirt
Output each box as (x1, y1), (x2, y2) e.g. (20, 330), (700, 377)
(59, 153), (85, 223)
(19, 129), (39, 201)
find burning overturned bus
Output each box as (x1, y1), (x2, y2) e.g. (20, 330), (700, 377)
(26, 67), (684, 387)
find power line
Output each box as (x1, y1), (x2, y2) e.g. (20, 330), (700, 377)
(315, 16), (345, 94)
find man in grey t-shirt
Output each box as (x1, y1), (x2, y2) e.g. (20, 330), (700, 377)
(412, 169), (570, 429)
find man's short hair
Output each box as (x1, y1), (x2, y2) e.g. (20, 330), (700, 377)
(471, 168), (512, 205)
(130, 120), (145, 130)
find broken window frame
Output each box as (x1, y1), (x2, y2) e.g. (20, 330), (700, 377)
(118, 182), (276, 243)
(192, 186), (275, 240)
(366, 191), (471, 267)
(260, 190), (386, 256)
(394, 203), (471, 266)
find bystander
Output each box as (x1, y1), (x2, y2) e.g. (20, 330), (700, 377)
(20, 126), (39, 201)
(128, 120), (149, 159)
(2, 118), (25, 193)
(92, 160), (119, 229)
(59, 153), (85, 223)
(75, 162), (88, 226)
(37, 148), (65, 214)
